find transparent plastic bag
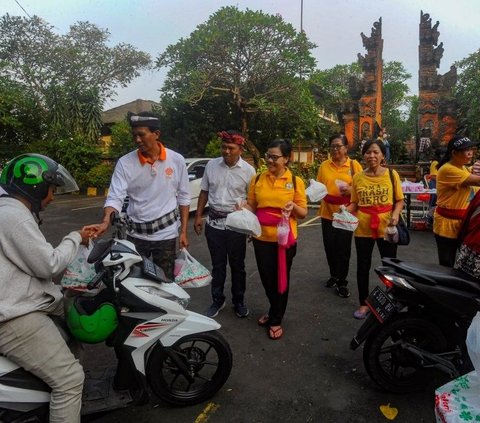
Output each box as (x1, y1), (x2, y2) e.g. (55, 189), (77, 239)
(277, 215), (290, 246)
(225, 208), (262, 237)
(384, 225), (399, 244)
(61, 243), (96, 290)
(174, 248), (212, 288)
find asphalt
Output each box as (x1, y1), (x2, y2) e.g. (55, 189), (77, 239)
(39, 195), (440, 423)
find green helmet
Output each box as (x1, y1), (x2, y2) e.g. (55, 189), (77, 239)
(66, 297), (118, 344)
(0, 153), (79, 213)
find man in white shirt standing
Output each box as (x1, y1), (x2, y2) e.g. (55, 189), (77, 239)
(194, 131), (255, 318)
(87, 112), (190, 280)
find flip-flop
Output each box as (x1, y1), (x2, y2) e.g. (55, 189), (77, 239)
(257, 314), (270, 326)
(268, 326), (283, 340)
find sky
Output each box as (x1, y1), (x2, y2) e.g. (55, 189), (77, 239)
(2, 0), (479, 111)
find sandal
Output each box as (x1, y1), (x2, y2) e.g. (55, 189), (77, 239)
(257, 314), (270, 326)
(268, 326), (283, 340)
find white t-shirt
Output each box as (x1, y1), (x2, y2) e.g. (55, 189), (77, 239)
(200, 157), (255, 230)
(105, 148), (190, 241)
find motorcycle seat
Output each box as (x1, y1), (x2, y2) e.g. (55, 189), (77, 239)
(382, 258), (480, 295)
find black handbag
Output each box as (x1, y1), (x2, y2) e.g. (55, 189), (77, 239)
(389, 169), (410, 246)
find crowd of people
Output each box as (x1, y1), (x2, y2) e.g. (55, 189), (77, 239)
(2, 112), (480, 419)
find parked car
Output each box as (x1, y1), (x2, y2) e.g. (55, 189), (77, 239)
(121, 158), (213, 213)
(185, 158), (212, 212)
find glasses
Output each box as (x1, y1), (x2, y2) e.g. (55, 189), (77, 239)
(265, 153), (283, 162)
(330, 144), (345, 151)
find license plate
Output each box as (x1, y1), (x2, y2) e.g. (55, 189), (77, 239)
(365, 286), (396, 323)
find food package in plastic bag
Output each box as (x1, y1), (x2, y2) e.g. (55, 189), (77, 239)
(225, 208), (262, 237)
(174, 248), (212, 288)
(61, 243), (96, 290)
(305, 179), (327, 203)
(332, 205), (359, 232)
(435, 370), (480, 422)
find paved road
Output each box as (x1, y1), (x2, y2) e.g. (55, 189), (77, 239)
(40, 195), (440, 423)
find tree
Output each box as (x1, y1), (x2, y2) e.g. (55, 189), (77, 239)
(156, 6), (317, 165)
(0, 14), (151, 149)
(310, 63), (363, 116)
(455, 49), (480, 140)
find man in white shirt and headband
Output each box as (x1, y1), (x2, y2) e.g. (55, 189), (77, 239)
(87, 112), (190, 280)
(194, 130), (255, 318)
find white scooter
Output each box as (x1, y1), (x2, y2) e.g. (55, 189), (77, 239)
(0, 214), (232, 422)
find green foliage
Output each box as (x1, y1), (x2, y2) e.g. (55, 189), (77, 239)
(85, 162), (114, 188)
(310, 63), (362, 115)
(204, 136), (222, 158)
(455, 50), (480, 140)
(26, 136), (102, 188)
(109, 120), (133, 159)
(288, 161), (319, 185)
(156, 6), (317, 162)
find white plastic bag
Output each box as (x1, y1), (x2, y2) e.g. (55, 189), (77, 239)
(61, 243), (96, 290)
(174, 248), (212, 288)
(332, 205), (359, 232)
(225, 208), (262, 237)
(467, 312), (480, 373)
(305, 179), (327, 203)
(435, 370), (480, 422)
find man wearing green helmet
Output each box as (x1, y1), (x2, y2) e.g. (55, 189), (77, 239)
(0, 153), (92, 422)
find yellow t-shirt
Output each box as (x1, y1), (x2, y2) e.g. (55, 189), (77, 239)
(247, 169), (307, 242)
(351, 169), (403, 238)
(430, 160), (439, 177)
(433, 162), (473, 239)
(316, 158), (363, 219)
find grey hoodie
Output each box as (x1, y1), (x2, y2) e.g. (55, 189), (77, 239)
(0, 195), (81, 322)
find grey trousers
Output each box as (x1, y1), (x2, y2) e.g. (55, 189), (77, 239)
(0, 300), (84, 422)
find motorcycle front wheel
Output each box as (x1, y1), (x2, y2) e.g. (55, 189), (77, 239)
(147, 331), (232, 406)
(363, 315), (447, 393)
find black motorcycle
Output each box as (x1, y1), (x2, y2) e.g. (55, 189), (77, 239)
(351, 257), (480, 393)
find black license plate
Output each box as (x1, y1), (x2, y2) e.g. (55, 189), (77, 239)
(365, 286), (396, 323)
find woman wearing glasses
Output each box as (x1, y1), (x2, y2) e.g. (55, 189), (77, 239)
(245, 139), (307, 340)
(316, 134), (362, 298)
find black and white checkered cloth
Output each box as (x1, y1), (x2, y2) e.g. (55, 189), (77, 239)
(126, 209), (179, 235)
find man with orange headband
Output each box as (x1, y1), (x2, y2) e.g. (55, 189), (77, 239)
(194, 130), (255, 318)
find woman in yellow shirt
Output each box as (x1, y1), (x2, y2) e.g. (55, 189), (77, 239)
(347, 140), (404, 319)
(434, 136), (480, 267)
(246, 139), (307, 340)
(316, 134), (362, 298)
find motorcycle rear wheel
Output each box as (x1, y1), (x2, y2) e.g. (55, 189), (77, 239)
(363, 315), (447, 393)
(147, 331), (232, 406)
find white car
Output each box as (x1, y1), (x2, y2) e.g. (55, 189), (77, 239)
(185, 158), (212, 212)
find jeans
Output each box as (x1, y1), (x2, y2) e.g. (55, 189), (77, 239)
(252, 239), (297, 326)
(0, 301), (84, 422)
(205, 224), (247, 306)
(355, 237), (397, 305)
(321, 218), (353, 285)
(128, 236), (177, 280)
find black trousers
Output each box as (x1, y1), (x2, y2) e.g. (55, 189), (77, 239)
(434, 234), (458, 267)
(321, 218), (353, 285)
(354, 237), (397, 305)
(205, 224), (247, 306)
(128, 236), (177, 280)
(252, 239), (297, 326)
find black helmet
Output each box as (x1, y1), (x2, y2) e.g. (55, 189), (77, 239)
(0, 153), (79, 213)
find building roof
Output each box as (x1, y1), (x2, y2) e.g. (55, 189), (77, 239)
(101, 99), (159, 124)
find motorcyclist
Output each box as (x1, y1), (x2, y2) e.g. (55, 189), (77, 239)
(0, 154), (92, 422)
